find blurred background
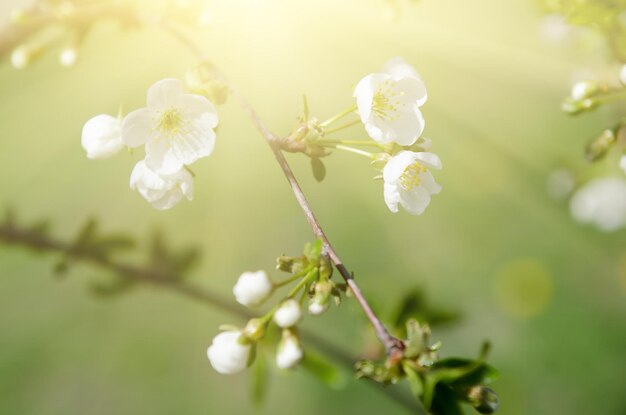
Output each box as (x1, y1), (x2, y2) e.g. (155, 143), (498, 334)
(1, 0), (626, 414)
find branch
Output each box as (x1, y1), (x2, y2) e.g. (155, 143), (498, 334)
(160, 23), (404, 359)
(0, 219), (423, 414)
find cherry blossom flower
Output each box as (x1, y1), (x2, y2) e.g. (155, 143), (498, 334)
(129, 160), (193, 210)
(122, 78), (218, 175)
(354, 58), (427, 146)
(383, 151), (442, 215)
(570, 177), (626, 232)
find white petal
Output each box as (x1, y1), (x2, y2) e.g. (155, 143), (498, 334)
(145, 139), (184, 175)
(399, 186), (432, 215)
(147, 78), (184, 111)
(121, 108), (155, 148)
(354, 73), (389, 122)
(395, 77), (428, 107)
(181, 94), (219, 128)
(414, 152), (443, 170)
(383, 182), (401, 213)
(383, 106), (425, 146)
(170, 116), (216, 166)
(419, 170), (442, 195)
(383, 57), (420, 80)
(383, 151), (418, 183)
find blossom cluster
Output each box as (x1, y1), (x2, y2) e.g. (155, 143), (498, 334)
(207, 241), (341, 374)
(355, 58), (442, 215)
(81, 78), (219, 209)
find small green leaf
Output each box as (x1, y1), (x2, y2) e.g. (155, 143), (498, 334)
(250, 351), (268, 408)
(430, 384), (464, 415)
(301, 351), (346, 390)
(403, 363), (423, 399)
(311, 157), (326, 182)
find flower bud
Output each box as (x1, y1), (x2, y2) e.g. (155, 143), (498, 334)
(273, 299), (302, 328)
(570, 80), (599, 100)
(10, 44), (42, 70)
(81, 114), (124, 159)
(59, 47), (78, 67)
(467, 386), (499, 414)
(585, 129), (615, 162)
(233, 270), (273, 307)
(243, 318), (266, 341)
(308, 280), (333, 316)
(276, 255), (294, 273)
(207, 331), (251, 375)
(276, 329), (303, 369)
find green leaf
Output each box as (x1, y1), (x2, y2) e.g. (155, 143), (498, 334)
(430, 384), (463, 415)
(403, 363), (423, 399)
(311, 157), (326, 182)
(250, 352), (268, 408)
(301, 351), (346, 390)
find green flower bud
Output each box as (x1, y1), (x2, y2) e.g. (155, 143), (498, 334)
(276, 255), (294, 273)
(467, 386), (499, 414)
(243, 318), (266, 342)
(585, 129), (615, 162)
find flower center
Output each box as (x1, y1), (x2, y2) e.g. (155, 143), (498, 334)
(156, 108), (184, 136)
(372, 80), (404, 121)
(399, 162), (427, 191)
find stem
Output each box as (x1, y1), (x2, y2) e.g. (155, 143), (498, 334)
(324, 119), (361, 135)
(318, 138), (383, 148)
(319, 104), (358, 128)
(158, 21), (404, 359)
(273, 267), (312, 287)
(325, 144), (375, 159)
(0, 220), (421, 413)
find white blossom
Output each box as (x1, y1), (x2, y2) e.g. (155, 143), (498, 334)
(354, 58), (427, 146)
(233, 270), (273, 307)
(81, 114), (124, 159)
(121, 78), (218, 175)
(570, 177), (626, 232)
(276, 331), (303, 369)
(383, 151), (442, 215)
(273, 299), (302, 328)
(207, 331), (251, 375)
(129, 160), (193, 210)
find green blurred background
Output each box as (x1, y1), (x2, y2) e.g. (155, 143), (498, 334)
(1, 0), (626, 414)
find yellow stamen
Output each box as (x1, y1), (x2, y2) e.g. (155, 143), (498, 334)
(372, 80), (405, 121)
(156, 108), (184, 137)
(399, 162), (427, 191)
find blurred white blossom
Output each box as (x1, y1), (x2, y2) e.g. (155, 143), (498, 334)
(620, 155), (626, 174)
(570, 177), (626, 232)
(207, 331), (251, 375)
(354, 58), (427, 146)
(233, 270), (273, 307)
(383, 151), (442, 215)
(81, 114), (124, 160)
(122, 78), (218, 175)
(129, 160), (193, 210)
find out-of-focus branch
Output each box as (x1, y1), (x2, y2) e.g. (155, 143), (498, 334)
(0, 218), (421, 413)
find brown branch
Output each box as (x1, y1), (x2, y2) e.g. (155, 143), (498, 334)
(0, 220), (421, 413)
(157, 22), (404, 356)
